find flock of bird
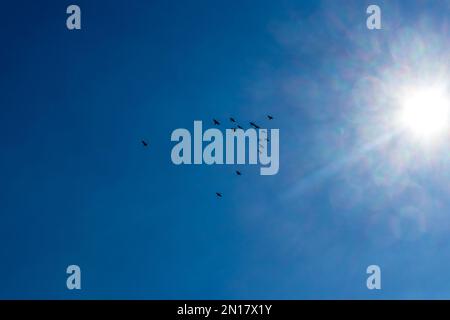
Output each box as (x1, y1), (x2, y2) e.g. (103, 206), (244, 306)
(141, 115), (275, 198)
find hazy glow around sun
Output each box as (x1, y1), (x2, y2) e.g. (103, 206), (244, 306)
(398, 85), (449, 141)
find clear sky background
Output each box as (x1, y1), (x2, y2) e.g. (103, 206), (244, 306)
(0, 0), (449, 299)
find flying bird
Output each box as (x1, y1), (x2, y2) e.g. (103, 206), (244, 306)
(216, 192), (223, 198)
(213, 119), (220, 125)
(230, 117), (236, 123)
(250, 122), (260, 129)
(141, 140), (148, 147)
(236, 170), (242, 176)
(237, 125), (244, 130)
(267, 115), (274, 120)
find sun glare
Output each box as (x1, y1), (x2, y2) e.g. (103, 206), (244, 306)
(398, 86), (449, 141)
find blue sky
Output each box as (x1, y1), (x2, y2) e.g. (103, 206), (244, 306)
(0, 0), (450, 299)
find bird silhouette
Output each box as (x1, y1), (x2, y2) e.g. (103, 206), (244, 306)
(141, 140), (148, 147)
(230, 117), (236, 123)
(267, 115), (274, 120)
(250, 122), (260, 129)
(213, 119), (220, 125)
(236, 170), (242, 176)
(237, 125), (244, 130)
(216, 192), (223, 198)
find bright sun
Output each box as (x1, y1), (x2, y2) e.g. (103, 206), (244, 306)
(398, 86), (449, 141)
